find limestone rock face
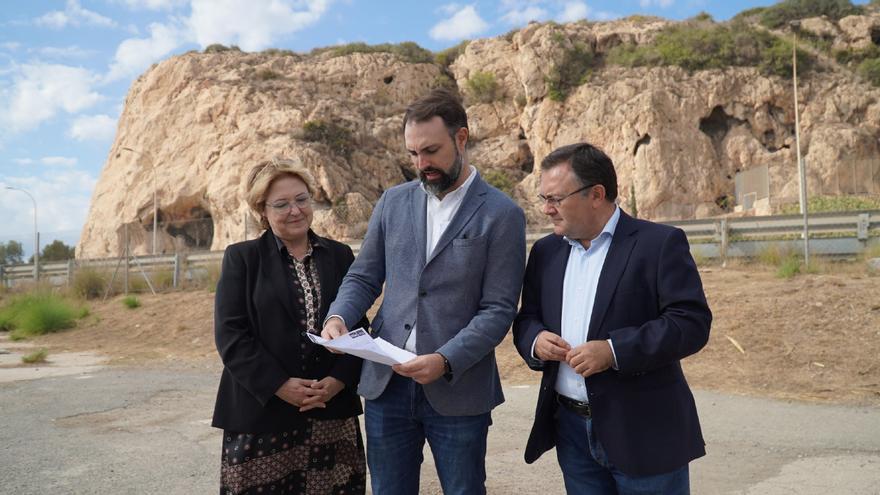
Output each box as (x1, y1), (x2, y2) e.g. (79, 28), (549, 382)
(79, 15), (880, 258)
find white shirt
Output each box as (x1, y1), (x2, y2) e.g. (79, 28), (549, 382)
(404, 166), (478, 352)
(554, 206), (620, 402)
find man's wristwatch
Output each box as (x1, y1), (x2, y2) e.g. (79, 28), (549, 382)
(440, 353), (453, 379)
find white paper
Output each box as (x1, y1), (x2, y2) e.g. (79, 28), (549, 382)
(305, 328), (417, 366)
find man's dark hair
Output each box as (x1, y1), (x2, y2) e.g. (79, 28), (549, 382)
(402, 88), (468, 138)
(541, 142), (618, 202)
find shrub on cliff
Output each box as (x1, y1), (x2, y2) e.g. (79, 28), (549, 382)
(759, 0), (863, 29)
(321, 41), (434, 64)
(607, 23), (814, 77)
(302, 121), (355, 158)
(547, 41), (595, 102)
(466, 71), (500, 103)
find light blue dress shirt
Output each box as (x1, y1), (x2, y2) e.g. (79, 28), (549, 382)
(554, 206), (620, 402)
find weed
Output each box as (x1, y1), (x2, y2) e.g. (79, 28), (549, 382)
(22, 348), (48, 364)
(466, 71), (500, 104)
(776, 256), (802, 278)
(547, 42), (594, 102)
(779, 195), (880, 214)
(435, 41), (469, 67)
(483, 169), (515, 196)
(302, 120), (355, 158)
(71, 268), (107, 299)
(122, 295), (141, 309)
(2, 292), (83, 340)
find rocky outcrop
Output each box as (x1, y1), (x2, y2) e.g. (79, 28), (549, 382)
(78, 15), (880, 258)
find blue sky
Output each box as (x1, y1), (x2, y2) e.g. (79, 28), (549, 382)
(0, 0), (867, 256)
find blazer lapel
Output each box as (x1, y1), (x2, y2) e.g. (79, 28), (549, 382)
(260, 231), (299, 325)
(411, 185), (428, 268)
(425, 173), (486, 266)
(588, 211), (638, 340)
(544, 237), (572, 333)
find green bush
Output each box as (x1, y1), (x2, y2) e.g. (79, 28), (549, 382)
(483, 169), (515, 196)
(466, 71), (500, 103)
(204, 44), (241, 54)
(858, 58), (880, 86)
(255, 69), (281, 81)
(759, 0), (863, 29)
(607, 23), (814, 77)
(776, 255), (802, 278)
(122, 295), (141, 309)
(547, 42), (594, 101)
(22, 348), (48, 364)
(322, 41), (434, 64)
(261, 48), (296, 57)
(302, 120), (355, 158)
(71, 268), (107, 299)
(435, 41), (469, 67)
(779, 195), (880, 214)
(0, 292), (84, 340)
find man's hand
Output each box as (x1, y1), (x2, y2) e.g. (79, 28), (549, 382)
(321, 317), (349, 354)
(566, 340), (614, 377)
(392, 353), (446, 385)
(534, 330), (571, 362)
(275, 378), (324, 407)
(298, 376), (345, 412)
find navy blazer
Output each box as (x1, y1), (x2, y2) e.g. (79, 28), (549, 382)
(212, 230), (368, 433)
(513, 210), (712, 477)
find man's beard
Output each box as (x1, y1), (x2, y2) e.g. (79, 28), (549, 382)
(420, 147), (463, 195)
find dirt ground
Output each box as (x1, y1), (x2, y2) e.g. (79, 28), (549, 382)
(26, 262), (880, 406)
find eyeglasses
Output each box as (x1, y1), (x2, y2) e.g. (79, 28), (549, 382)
(266, 196), (312, 213)
(537, 183), (595, 207)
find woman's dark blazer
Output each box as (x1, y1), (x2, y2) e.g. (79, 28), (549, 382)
(212, 229), (368, 433)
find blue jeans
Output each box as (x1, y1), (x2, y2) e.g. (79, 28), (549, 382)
(364, 373), (491, 495)
(555, 403), (690, 495)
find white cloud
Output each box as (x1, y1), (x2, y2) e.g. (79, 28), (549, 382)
(1, 42), (21, 52)
(188, 0), (330, 51)
(106, 22), (183, 82)
(0, 63), (102, 133)
(557, 1), (590, 22)
(430, 5), (489, 41)
(69, 114), (117, 141)
(41, 156), (78, 167)
(35, 0), (117, 29)
(34, 45), (94, 59)
(0, 171), (98, 244)
(116, 0), (188, 10)
(639, 0), (674, 7)
(501, 6), (548, 25)
(438, 3), (463, 15)
(13, 158), (34, 165)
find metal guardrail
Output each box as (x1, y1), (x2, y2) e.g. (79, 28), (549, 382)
(1, 211), (877, 287)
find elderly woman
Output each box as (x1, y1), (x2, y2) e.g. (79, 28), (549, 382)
(212, 158), (367, 495)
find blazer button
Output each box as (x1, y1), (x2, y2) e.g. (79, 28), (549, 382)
(404, 324), (411, 330)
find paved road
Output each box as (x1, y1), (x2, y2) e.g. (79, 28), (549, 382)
(1, 366), (878, 494)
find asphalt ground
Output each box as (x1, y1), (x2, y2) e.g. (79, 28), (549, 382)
(1, 366), (879, 494)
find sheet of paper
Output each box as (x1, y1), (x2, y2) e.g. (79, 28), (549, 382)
(305, 328), (417, 366)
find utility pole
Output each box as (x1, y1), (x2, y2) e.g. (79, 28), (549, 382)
(5, 186), (38, 280)
(791, 24), (811, 267)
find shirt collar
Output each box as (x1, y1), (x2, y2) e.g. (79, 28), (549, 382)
(272, 229), (324, 252)
(420, 165), (478, 200)
(564, 205), (620, 249)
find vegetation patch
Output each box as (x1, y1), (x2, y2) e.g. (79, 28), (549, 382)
(466, 71), (500, 103)
(776, 255), (802, 278)
(22, 348), (48, 364)
(547, 40), (595, 102)
(607, 23), (814, 77)
(779, 195), (880, 214)
(72, 268), (108, 300)
(319, 41), (434, 64)
(435, 41), (469, 67)
(122, 295), (141, 309)
(204, 44), (241, 54)
(483, 169), (515, 196)
(255, 69), (282, 81)
(302, 120), (355, 158)
(0, 292), (85, 340)
(758, 0), (863, 29)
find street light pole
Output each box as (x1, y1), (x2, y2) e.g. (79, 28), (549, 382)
(791, 27), (811, 267)
(5, 186), (38, 280)
(121, 147), (158, 255)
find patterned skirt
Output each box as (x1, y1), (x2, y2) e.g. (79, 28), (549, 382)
(220, 417), (365, 495)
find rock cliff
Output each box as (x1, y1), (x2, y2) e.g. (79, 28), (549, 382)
(78, 14), (880, 258)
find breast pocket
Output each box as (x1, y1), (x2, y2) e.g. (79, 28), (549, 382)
(452, 235), (487, 248)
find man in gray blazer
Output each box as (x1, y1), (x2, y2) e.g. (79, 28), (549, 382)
(322, 88), (526, 494)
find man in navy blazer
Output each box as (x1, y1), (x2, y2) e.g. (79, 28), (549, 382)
(323, 89), (526, 494)
(513, 142), (711, 494)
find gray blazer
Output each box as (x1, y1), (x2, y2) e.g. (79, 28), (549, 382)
(327, 171), (526, 415)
